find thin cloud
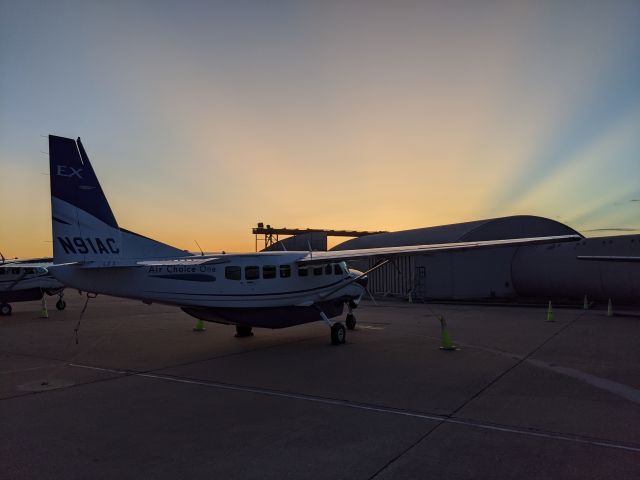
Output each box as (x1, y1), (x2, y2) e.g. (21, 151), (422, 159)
(583, 227), (640, 232)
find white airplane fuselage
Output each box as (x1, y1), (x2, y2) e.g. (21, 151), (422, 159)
(45, 135), (580, 341)
(51, 253), (365, 328)
(0, 266), (62, 294)
(0, 263), (66, 315)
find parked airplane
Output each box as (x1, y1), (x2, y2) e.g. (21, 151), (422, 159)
(577, 256), (640, 262)
(0, 255), (66, 315)
(46, 135), (581, 344)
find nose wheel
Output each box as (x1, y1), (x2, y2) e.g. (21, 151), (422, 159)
(345, 301), (357, 330)
(318, 309), (347, 345)
(345, 314), (356, 330)
(0, 303), (11, 316)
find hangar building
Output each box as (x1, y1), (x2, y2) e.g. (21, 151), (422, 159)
(331, 215), (640, 304)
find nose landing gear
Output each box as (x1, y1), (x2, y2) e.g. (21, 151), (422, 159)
(318, 309), (347, 345)
(345, 314), (356, 330)
(345, 302), (356, 330)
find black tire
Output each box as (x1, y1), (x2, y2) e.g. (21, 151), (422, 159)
(56, 300), (66, 311)
(235, 325), (253, 337)
(345, 314), (356, 330)
(331, 322), (346, 345)
(0, 303), (11, 316)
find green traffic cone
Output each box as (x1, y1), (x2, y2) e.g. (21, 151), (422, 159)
(546, 301), (555, 322)
(39, 296), (48, 318)
(193, 319), (206, 332)
(439, 315), (457, 351)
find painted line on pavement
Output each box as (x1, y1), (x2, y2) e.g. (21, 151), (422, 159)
(69, 362), (640, 453)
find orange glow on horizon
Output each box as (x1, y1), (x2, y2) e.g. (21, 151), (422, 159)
(1, 2), (639, 259)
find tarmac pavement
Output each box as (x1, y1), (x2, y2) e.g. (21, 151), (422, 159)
(1, 294), (639, 479)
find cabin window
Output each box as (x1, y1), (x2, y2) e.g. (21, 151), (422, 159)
(298, 266), (308, 277)
(325, 264), (332, 275)
(334, 263), (345, 275)
(0, 268), (5, 275)
(245, 266), (259, 280)
(313, 266), (323, 276)
(280, 265), (291, 278)
(225, 266), (241, 280)
(263, 265), (276, 279)
(24, 268), (35, 274)
(12, 268), (21, 275)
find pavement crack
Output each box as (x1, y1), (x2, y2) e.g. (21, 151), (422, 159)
(367, 309), (589, 478)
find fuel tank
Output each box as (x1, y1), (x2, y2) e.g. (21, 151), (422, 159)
(512, 235), (640, 303)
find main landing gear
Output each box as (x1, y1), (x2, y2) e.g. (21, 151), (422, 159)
(235, 325), (253, 337)
(0, 303), (11, 316)
(330, 322), (346, 345)
(55, 292), (66, 311)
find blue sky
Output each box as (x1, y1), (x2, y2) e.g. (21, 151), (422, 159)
(1, 1), (639, 257)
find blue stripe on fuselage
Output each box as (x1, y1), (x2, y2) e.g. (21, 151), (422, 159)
(142, 278), (346, 297)
(151, 274), (216, 282)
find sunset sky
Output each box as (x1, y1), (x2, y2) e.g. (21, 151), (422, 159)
(1, 1), (639, 258)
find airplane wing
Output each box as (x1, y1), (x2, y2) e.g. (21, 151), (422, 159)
(139, 257), (227, 266)
(577, 256), (640, 263)
(296, 234), (582, 265)
(3, 269), (28, 292)
(58, 256), (226, 269)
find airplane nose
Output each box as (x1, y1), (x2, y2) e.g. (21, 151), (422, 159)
(355, 275), (368, 289)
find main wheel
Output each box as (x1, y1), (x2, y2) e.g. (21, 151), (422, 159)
(235, 325), (253, 337)
(56, 299), (66, 311)
(345, 313), (356, 330)
(0, 303), (11, 316)
(330, 322), (346, 345)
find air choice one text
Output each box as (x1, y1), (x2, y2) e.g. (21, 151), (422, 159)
(148, 266), (217, 273)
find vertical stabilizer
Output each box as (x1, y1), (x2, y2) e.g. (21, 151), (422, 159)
(49, 135), (188, 263)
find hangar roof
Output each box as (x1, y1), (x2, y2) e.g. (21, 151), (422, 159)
(332, 215), (583, 250)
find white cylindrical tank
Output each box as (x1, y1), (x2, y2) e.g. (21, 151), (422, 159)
(512, 235), (640, 302)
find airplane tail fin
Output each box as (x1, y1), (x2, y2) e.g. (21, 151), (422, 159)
(49, 135), (188, 263)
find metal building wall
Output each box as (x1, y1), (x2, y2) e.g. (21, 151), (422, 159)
(366, 256), (414, 296)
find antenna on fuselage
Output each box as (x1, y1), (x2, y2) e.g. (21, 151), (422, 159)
(307, 240), (312, 259)
(0, 252), (4, 264)
(194, 240), (204, 256)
